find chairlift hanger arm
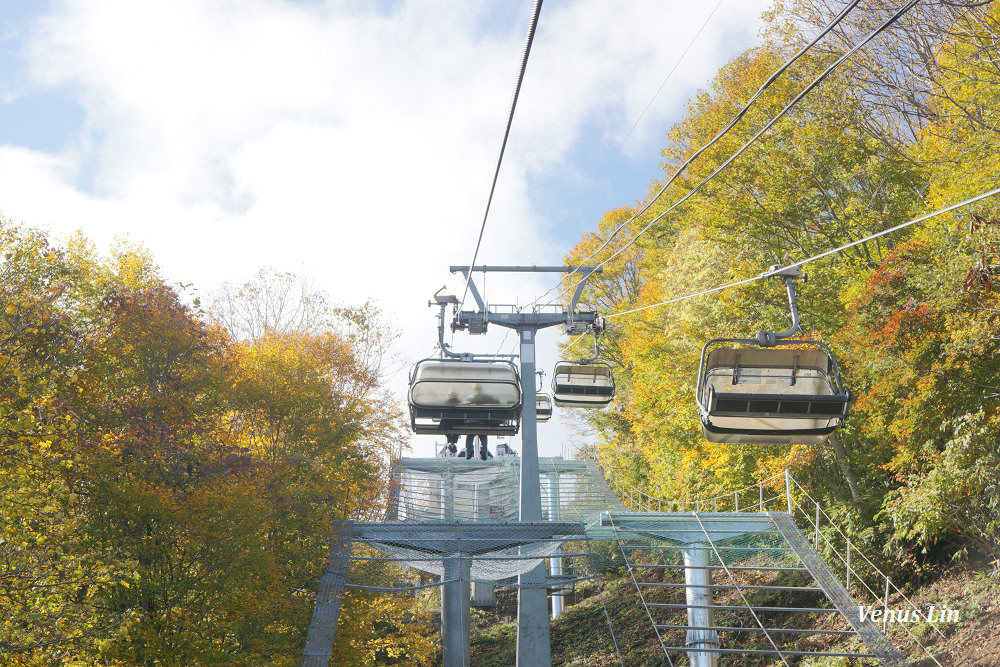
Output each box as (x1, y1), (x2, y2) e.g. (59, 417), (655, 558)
(578, 327), (603, 364)
(429, 287), (463, 359)
(758, 264), (805, 346)
(428, 288), (517, 359)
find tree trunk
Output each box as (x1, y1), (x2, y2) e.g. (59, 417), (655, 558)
(828, 434), (861, 503)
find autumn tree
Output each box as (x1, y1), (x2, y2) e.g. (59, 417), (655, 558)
(0, 219), (133, 663)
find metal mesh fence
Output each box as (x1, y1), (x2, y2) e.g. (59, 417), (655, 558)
(306, 458), (914, 666)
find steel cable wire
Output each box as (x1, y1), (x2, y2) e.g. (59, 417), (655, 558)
(458, 0), (544, 313)
(563, 0), (922, 298)
(528, 0), (870, 310)
(605, 183), (1000, 320)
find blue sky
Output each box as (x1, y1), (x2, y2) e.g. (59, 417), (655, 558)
(0, 0), (772, 456)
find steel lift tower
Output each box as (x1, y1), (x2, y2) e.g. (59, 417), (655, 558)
(450, 265), (601, 666)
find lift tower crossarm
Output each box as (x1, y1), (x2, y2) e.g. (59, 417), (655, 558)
(449, 265), (604, 334)
(449, 265), (603, 272)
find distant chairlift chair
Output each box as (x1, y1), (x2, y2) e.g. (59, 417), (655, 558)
(551, 333), (616, 408)
(535, 393), (553, 422)
(408, 358), (523, 436)
(695, 265), (850, 445)
(534, 370), (553, 423)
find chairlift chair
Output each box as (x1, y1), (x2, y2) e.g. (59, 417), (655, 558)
(535, 393), (553, 422)
(408, 358), (522, 436)
(697, 342), (850, 444)
(551, 361), (615, 408)
(551, 326), (616, 408)
(695, 264), (850, 445)
(532, 369), (553, 422)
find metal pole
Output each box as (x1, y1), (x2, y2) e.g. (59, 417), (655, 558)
(549, 471), (563, 619)
(734, 491), (739, 512)
(684, 545), (719, 667)
(441, 555), (470, 666)
(516, 328), (551, 666)
(884, 576), (890, 623)
(443, 472), (454, 522)
(814, 503), (820, 549)
(472, 481), (495, 608)
(846, 539), (851, 593)
(785, 469), (793, 514)
(759, 482), (764, 511)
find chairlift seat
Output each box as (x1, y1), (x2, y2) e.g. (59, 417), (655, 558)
(535, 393), (553, 422)
(698, 346), (849, 445)
(408, 359), (522, 436)
(551, 361), (615, 408)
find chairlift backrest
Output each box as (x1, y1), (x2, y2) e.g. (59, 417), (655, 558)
(409, 359), (521, 409)
(408, 358), (522, 436)
(696, 342), (849, 445)
(551, 361), (615, 408)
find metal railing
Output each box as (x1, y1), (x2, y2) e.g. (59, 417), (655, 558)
(785, 476), (962, 667)
(594, 450), (789, 513)
(591, 452), (961, 666)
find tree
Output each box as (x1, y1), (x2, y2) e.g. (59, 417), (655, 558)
(0, 218), (135, 663)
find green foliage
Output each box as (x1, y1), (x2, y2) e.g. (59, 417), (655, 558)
(563, 1), (1000, 570)
(885, 412), (1000, 561)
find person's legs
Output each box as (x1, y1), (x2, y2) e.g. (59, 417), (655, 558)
(479, 434), (488, 460)
(465, 434), (476, 459)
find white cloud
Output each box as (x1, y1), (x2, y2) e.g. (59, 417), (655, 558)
(0, 0), (770, 456)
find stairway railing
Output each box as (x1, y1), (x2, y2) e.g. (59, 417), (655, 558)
(590, 452), (960, 666)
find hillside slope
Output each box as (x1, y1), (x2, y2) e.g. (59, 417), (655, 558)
(469, 562), (999, 665)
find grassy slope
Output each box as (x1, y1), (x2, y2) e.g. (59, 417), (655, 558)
(468, 564), (1000, 666)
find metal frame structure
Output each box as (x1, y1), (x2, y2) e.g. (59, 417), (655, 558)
(297, 265), (912, 666)
(302, 457), (911, 667)
(603, 510), (907, 667)
(448, 264), (603, 666)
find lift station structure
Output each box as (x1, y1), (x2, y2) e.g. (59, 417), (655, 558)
(301, 266), (912, 667)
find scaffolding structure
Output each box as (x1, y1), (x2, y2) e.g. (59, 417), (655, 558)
(300, 456), (923, 666)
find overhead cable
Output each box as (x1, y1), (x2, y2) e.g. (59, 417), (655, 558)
(582, 0), (922, 283)
(563, 0), (728, 228)
(605, 184), (1000, 320)
(539, 0), (867, 303)
(459, 0), (544, 312)
(497, 0), (727, 360)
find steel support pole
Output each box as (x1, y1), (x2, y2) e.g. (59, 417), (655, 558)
(442, 555), (471, 667)
(785, 468), (793, 514)
(548, 471), (563, 619)
(684, 545), (719, 667)
(516, 328), (551, 666)
(472, 480), (495, 608)
(443, 472), (454, 522)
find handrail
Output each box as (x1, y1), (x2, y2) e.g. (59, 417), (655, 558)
(587, 449), (959, 665)
(593, 449), (787, 513)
